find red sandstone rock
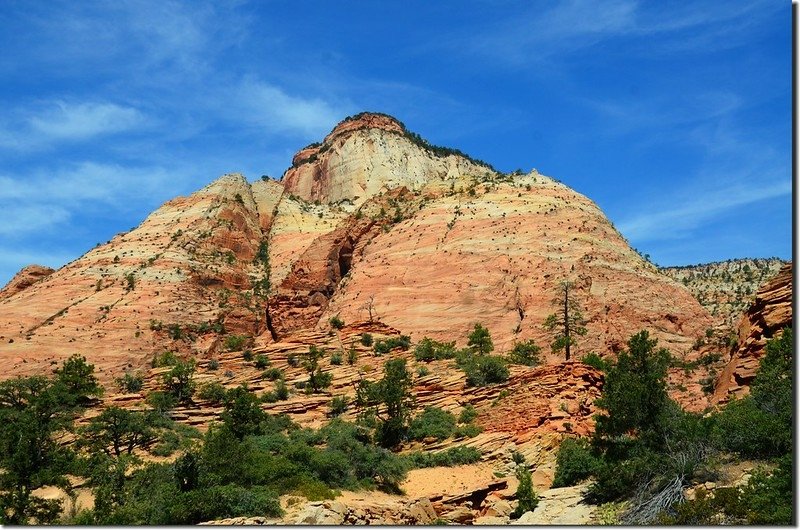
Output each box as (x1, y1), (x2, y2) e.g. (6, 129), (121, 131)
(0, 264), (54, 301)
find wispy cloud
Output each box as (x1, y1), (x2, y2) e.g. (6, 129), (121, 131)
(235, 80), (350, 137)
(618, 176), (791, 242)
(29, 102), (143, 140)
(444, 0), (782, 67)
(0, 205), (71, 236)
(0, 101), (144, 150)
(0, 161), (195, 238)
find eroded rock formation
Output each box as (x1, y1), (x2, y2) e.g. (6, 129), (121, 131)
(0, 264), (54, 301)
(713, 262), (793, 401)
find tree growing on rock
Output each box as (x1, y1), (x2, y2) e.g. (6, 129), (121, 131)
(356, 358), (414, 448)
(543, 281), (587, 361)
(303, 346), (333, 393)
(467, 323), (494, 355)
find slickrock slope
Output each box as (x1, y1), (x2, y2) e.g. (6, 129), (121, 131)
(318, 172), (713, 356)
(662, 258), (786, 330)
(0, 264), (54, 301)
(713, 262), (792, 401)
(0, 174), (274, 382)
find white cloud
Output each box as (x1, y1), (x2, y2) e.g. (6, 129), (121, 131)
(0, 101), (144, 151)
(618, 177), (791, 242)
(0, 161), (197, 241)
(0, 205), (71, 236)
(28, 101), (143, 140)
(445, 0), (782, 66)
(237, 80), (347, 137)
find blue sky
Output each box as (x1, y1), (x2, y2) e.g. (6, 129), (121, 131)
(0, 0), (791, 286)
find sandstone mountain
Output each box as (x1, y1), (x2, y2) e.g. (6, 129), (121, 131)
(661, 258), (786, 331)
(2, 112), (789, 526)
(0, 112), (714, 383)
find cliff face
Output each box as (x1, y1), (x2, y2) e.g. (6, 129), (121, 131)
(713, 262), (793, 402)
(0, 112), (715, 383)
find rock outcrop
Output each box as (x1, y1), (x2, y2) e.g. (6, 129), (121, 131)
(0, 264), (54, 301)
(282, 112), (496, 207)
(713, 262), (792, 401)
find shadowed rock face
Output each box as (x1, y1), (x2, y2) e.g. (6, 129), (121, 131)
(0, 112), (715, 384)
(713, 262), (793, 402)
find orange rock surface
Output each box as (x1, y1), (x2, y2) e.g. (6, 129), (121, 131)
(0, 264), (54, 301)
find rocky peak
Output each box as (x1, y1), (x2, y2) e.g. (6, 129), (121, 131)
(324, 112), (406, 143)
(0, 264), (55, 301)
(282, 112), (497, 206)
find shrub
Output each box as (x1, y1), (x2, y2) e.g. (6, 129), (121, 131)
(198, 382), (227, 404)
(408, 407), (456, 441)
(207, 359), (219, 371)
(224, 335), (249, 352)
(454, 424), (483, 438)
(346, 347), (358, 365)
(115, 371), (144, 393)
(287, 353), (299, 367)
(710, 397), (788, 458)
(580, 352), (611, 372)
(511, 467), (539, 518)
(373, 335), (411, 354)
(273, 380), (289, 401)
(241, 350), (253, 362)
(167, 324), (184, 340)
(414, 337), (457, 361)
(552, 437), (598, 488)
(356, 358), (414, 448)
(404, 446), (482, 468)
(416, 366), (430, 378)
(162, 360), (196, 403)
(360, 333), (373, 347)
(329, 315), (345, 330)
(302, 346), (333, 393)
(462, 355), (509, 387)
(152, 351), (178, 368)
(593, 330), (671, 443)
(221, 385), (267, 439)
(330, 351), (343, 366)
(458, 404), (478, 424)
(328, 396), (349, 417)
(55, 354), (103, 401)
(507, 340), (542, 366)
(254, 355), (270, 369)
(147, 391), (178, 415)
(261, 367), (284, 381)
